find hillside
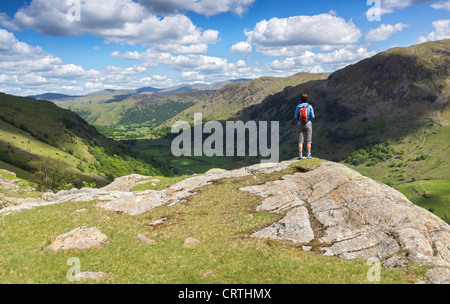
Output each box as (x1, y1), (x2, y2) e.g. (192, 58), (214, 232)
(0, 93), (165, 190)
(69, 90), (215, 140)
(37, 80), (245, 135)
(0, 159), (448, 283)
(160, 72), (330, 127)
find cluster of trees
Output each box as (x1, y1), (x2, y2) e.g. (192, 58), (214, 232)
(30, 157), (77, 192)
(87, 145), (166, 181)
(346, 140), (395, 166)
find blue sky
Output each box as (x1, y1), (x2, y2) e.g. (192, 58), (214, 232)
(0, 0), (449, 96)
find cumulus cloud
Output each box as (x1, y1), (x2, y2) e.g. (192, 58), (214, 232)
(230, 41), (252, 54)
(138, 0), (256, 17)
(0, 12), (20, 31)
(11, 0), (218, 53)
(431, 0), (450, 11)
(418, 19), (450, 42)
(270, 47), (376, 74)
(244, 14), (362, 56)
(0, 28), (163, 96)
(366, 23), (409, 42)
(112, 49), (262, 81)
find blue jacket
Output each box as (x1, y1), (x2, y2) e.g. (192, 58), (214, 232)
(295, 103), (315, 125)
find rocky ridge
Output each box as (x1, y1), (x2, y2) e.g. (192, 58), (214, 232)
(1, 160), (449, 283)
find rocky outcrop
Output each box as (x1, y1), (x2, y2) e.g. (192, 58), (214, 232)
(97, 160), (298, 216)
(0, 161), (298, 216)
(47, 227), (109, 251)
(0, 188), (137, 215)
(100, 174), (152, 192)
(1, 159), (449, 283)
(240, 161), (450, 283)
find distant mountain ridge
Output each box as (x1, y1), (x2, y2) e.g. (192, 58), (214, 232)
(30, 79), (250, 101)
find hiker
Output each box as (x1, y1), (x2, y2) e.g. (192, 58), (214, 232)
(295, 93), (315, 159)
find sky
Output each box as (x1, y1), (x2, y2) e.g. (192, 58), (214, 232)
(0, 0), (449, 96)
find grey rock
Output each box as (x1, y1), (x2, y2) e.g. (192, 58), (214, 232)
(147, 217), (167, 227)
(240, 161), (450, 271)
(183, 237), (201, 248)
(101, 174), (152, 192)
(426, 268), (450, 284)
(47, 227), (109, 251)
(205, 168), (227, 174)
(383, 255), (408, 270)
(137, 234), (155, 244)
(42, 192), (56, 202)
(98, 160), (298, 216)
(0, 194), (18, 210)
(251, 207), (314, 243)
(0, 169), (16, 177)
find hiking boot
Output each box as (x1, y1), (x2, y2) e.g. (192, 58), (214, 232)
(307, 154), (312, 159)
(298, 152), (303, 160)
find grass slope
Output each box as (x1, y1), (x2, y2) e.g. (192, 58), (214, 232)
(0, 160), (426, 284)
(0, 93), (164, 188)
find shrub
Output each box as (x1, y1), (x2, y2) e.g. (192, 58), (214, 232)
(30, 157), (76, 192)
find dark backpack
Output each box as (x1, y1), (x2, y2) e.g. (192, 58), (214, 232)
(299, 106), (309, 124)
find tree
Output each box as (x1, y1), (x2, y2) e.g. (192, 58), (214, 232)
(30, 157), (75, 192)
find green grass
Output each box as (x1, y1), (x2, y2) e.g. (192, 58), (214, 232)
(0, 160), (34, 181)
(395, 180), (450, 221)
(0, 160), (425, 284)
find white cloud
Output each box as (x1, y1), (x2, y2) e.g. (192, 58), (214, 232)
(138, 0), (255, 17)
(0, 12), (20, 31)
(0, 29), (44, 58)
(11, 0), (218, 53)
(230, 41), (252, 55)
(244, 14), (362, 56)
(418, 19), (450, 42)
(112, 49), (262, 81)
(366, 23), (409, 42)
(0, 28), (169, 96)
(270, 47), (376, 74)
(431, 0), (450, 11)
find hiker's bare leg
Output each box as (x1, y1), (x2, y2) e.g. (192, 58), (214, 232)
(307, 143), (311, 152)
(299, 143), (303, 152)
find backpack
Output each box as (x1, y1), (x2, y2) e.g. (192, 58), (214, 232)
(299, 106), (309, 124)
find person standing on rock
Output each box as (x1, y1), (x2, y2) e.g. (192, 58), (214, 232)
(295, 93), (315, 159)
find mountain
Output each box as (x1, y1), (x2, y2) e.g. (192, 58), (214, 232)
(238, 39), (449, 157)
(116, 90), (216, 127)
(30, 93), (81, 100)
(159, 72), (330, 126)
(158, 79), (251, 93)
(0, 93), (165, 189)
(35, 80), (245, 136)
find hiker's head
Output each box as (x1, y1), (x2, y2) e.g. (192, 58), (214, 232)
(301, 93), (308, 103)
